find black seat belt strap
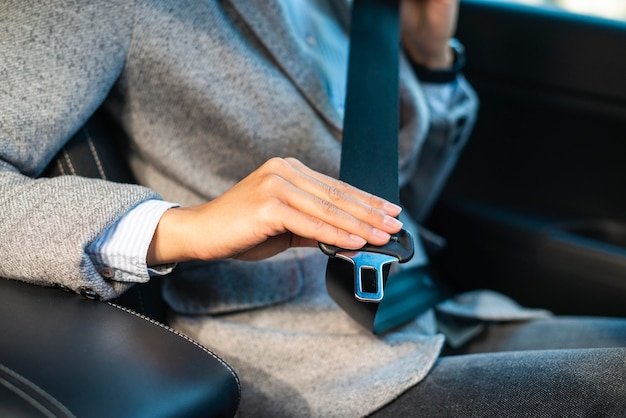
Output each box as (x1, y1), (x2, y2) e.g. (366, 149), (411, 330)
(320, 0), (450, 334)
(338, 0), (400, 203)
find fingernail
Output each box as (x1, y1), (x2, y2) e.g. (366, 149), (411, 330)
(383, 215), (403, 229)
(384, 202), (402, 214)
(372, 228), (391, 242)
(349, 235), (367, 246)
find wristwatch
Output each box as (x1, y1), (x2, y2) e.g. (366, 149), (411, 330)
(408, 38), (465, 84)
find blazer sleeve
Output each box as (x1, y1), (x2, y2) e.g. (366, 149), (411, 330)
(0, 0), (162, 300)
(400, 71), (479, 222)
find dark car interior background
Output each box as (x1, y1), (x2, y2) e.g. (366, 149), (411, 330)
(427, 0), (626, 317)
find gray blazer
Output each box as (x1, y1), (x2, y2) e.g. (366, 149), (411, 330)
(0, 0), (477, 307)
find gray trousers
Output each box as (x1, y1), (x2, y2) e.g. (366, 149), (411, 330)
(372, 317), (626, 417)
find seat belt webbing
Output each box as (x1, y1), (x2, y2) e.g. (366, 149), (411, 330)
(338, 0), (400, 203)
(322, 0), (450, 334)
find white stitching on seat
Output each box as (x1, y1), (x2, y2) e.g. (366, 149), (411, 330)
(84, 126), (107, 180)
(0, 363), (76, 418)
(55, 159), (66, 176)
(62, 149), (77, 176)
(107, 302), (242, 402)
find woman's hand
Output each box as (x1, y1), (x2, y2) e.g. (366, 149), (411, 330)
(401, 0), (459, 69)
(147, 157), (403, 265)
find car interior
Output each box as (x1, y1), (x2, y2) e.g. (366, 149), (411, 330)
(428, 0), (626, 317)
(2, 0), (625, 416)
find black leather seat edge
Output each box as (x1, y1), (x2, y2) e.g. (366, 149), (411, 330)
(0, 278), (240, 417)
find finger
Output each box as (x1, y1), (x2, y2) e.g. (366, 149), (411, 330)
(275, 158), (404, 236)
(268, 204), (374, 250)
(283, 187), (401, 243)
(258, 177), (397, 246)
(280, 157), (403, 217)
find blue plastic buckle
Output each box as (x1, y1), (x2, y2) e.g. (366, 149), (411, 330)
(319, 228), (415, 302)
(334, 251), (398, 302)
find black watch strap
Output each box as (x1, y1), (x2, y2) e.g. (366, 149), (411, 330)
(409, 38), (465, 84)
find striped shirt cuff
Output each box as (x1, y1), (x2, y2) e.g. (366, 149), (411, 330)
(87, 199), (180, 283)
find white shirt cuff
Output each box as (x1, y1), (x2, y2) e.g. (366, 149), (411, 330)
(87, 199), (180, 283)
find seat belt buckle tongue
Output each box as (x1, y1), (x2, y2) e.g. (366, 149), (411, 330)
(335, 251), (397, 302)
(319, 228), (415, 302)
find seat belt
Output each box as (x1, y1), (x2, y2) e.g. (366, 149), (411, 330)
(320, 0), (450, 334)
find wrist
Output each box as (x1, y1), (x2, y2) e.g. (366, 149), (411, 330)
(147, 207), (195, 266)
(407, 38), (466, 84)
(405, 42), (454, 70)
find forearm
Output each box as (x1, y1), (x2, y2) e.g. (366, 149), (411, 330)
(400, 0), (458, 70)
